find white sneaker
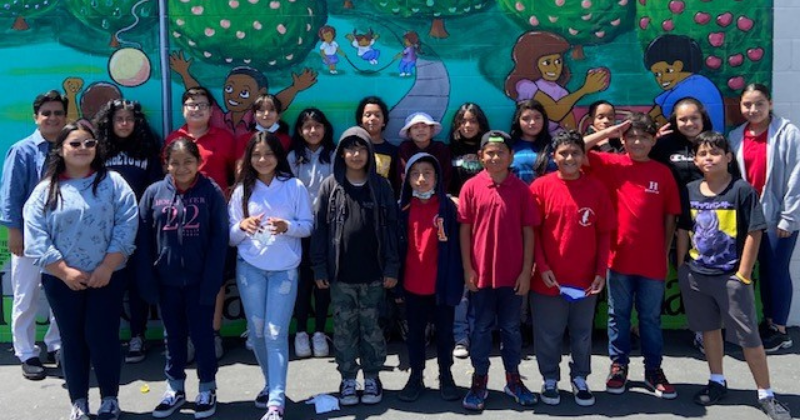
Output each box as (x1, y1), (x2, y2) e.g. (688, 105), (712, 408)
(294, 332), (311, 358)
(312, 332), (330, 357)
(453, 342), (469, 359)
(70, 399), (90, 420)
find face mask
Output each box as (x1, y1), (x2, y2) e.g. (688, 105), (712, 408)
(256, 122), (281, 133)
(559, 285), (587, 302)
(412, 188), (435, 200)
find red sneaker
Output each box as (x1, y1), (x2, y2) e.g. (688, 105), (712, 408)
(605, 363), (628, 394)
(645, 368), (677, 399)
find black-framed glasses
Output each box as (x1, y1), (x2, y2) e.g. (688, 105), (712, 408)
(39, 110), (65, 117)
(184, 103), (211, 111)
(67, 139), (98, 149)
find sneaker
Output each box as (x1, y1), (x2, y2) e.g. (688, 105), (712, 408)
(294, 332), (311, 358)
(759, 396), (792, 420)
(503, 372), (537, 406)
(693, 332), (706, 355)
(21, 357), (46, 380)
(463, 374), (488, 411)
(187, 340), (195, 365)
(260, 407), (284, 420)
(254, 388), (269, 409)
(214, 332), (224, 361)
(763, 326), (793, 353)
(126, 335), (147, 364)
(47, 348), (62, 367)
(194, 390), (217, 419)
(693, 380), (727, 406)
(338, 379), (359, 406)
(312, 332), (330, 357)
(540, 380), (560, 405)
(453, 342), (469, 359)
(70, 399), (90, 420)
(153, 390), (186, 418)
(361, 377), (383, 404)
(439, 373), (460, 401)
(571, 377), (595, 406)
(644, 368), (677, 399)
(399, 373), (425, 402)
(605, 363), (628, 394)
(97, 397), (121, 420)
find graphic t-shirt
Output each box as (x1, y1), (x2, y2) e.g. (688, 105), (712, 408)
(510, 139), (556, 185)
(449, 139), (482, 195)
(683, 178), (767, 276)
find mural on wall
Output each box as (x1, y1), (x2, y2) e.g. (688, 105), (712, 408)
(0, 0), (775, 340)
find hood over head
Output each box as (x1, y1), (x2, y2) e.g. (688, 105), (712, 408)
(399, 152), (446, 208)
(334, 126), (378, 182)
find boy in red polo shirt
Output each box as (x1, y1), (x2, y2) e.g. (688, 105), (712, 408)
(586, 113), (681, 399)
(164, 86), (238, 361)
(458, 130), (538, 411)
(530, 130), (615, 407)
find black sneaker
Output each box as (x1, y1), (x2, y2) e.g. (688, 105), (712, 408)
(760, 396), (792, 420)
(763, 326), (793, 353)
(194, 390), (216, 419)
(439, 373), (460, 401)
(399, 373), (424, 402)
(571, 377), (595, 407)
(540, 381), (560, 405)
(126, 335), (147, 364)
(47, 349), (62, 366)
(22, 357), (46, 380)
(693, 380), (727, 406)
(254, 388), (269, 409)
(153, 390), (186, 418)
(361, 377), (383, 405)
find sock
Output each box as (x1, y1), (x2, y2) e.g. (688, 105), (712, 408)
(545, 378), (557, 387)
(758, 388), (774, 400)
(709, 374), (726, 385)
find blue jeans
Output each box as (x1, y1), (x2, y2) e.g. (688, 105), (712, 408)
(758, 229), (798, 326)
(236, 258), (298, 409)
(607, 270), (665, 370)
(470, 287), (522, 376)
(453, 286), (474, 345)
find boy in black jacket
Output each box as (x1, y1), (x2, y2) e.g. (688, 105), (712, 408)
(397, 152), (463, 402)
(311, 126), (400, 406)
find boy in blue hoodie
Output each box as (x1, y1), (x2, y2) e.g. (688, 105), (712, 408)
(311, 126), (400, 407)
(397, 153), (463, 402)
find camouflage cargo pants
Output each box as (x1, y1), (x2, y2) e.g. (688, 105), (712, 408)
(331, 281), (386, 379)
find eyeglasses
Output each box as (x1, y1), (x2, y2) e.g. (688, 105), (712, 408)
(39, 110), (65, 117)
(184, 103), (211, 111)
(67, 139), (98, 149)
(255, 109), (275, 116)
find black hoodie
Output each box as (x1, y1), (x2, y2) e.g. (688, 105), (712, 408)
(398, 153), (464, 306)
(311, 126), (400, 283)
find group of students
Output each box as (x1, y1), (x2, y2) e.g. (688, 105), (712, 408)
(0, 83), (797, 420)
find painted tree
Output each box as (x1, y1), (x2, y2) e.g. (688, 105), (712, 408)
(636, 0), (772, 98)
(371, 0), (489, 39)
(169, 0), (327, 69)
(498, 0), (635, 60)
(0, 0), (59, 30)
(65, 0), (156, 47)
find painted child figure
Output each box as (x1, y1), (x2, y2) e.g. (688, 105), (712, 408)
(459, 130), (538, 411)
(529, 130), (614, 407)
(677, 132), (791, 420)
(397, 153), (463, 403)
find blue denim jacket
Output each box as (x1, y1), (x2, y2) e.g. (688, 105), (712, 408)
(0, 130), (51, 230)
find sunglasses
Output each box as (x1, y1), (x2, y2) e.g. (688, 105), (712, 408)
(39, 110), (65, 117)
(67, 139), (98, 149)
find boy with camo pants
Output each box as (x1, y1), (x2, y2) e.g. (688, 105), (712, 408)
(311, 127), (400, 406)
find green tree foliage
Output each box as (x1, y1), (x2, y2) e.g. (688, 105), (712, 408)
(65, 0), (156, 46)
(1, 0), (60, 30)
(370, 0), (490, 39)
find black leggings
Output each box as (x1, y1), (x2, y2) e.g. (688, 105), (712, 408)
(294, 238), (331, 333)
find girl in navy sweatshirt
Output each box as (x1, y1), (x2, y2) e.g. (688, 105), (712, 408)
(136, 138), (229, 419)
(93, 99), (163, 364)
(229, 132), (313, 420)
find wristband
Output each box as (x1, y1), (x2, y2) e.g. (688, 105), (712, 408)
(735, 272), (752, 284)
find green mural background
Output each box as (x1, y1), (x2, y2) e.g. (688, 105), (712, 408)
(0, 0), (774, 340)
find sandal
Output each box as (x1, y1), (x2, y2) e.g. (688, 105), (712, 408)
(693, 380), (727, 406)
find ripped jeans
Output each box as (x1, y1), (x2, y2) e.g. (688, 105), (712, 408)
(236, 257), (299, 409)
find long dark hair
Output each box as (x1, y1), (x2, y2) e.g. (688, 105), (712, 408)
(667, 97), (714, 145)
(448, 102), (490, 143)
(43, 122), (107, 211)
(93, 99), (160, 161)
(510, 100), (553, 176)
(291, 108), (335, 165)
(235, 131), (294, 217)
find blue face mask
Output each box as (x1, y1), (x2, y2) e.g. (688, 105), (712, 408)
(412, 188), (435, 200)
(559, 285), (587, 302)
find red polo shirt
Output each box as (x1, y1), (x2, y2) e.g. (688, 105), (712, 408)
(458, 170), (539, 289)
(165, 125), (237, 193)
(587, 151), (681, 279)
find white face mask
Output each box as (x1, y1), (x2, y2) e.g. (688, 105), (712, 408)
(412, 188), (435, 200)
(256, 122), (281, 133)
(559, 285), (587, 302)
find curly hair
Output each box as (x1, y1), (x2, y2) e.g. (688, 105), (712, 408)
(93, 99), (160, 161)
